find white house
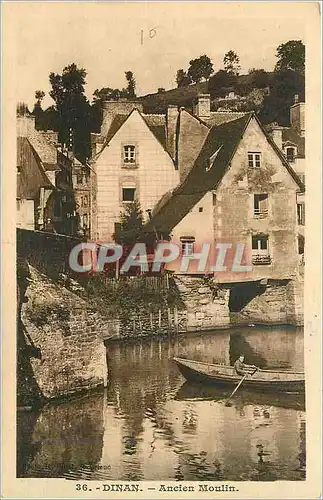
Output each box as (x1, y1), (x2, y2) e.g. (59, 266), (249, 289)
(90, 100), (179, 242)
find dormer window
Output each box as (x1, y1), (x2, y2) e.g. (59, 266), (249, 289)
(286, 147), (296, 163)
(123, 145), (136, 164)
(248, 152), (261, 168)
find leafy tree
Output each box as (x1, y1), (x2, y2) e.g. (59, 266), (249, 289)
(187, 55), (214, 83)
(259, 69), (305, 125)
(35, 90), (45, 102)
(125, 71), (136, 98)
(49, 63), (92, 161)
(176, 69), (192, 88)
(275, 40), (305, 74)
(40, 105), (60, 132)
(208, 70), (238, 97)
(32, 90), (46, 129)
(116, 200), (144, 244)
(223, 50), (241, 75)
(248, 69), (269, 89)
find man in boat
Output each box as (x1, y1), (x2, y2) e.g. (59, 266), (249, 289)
(234, 355), (258, 376)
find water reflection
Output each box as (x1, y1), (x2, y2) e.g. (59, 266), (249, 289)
(17, 326), (305, 481)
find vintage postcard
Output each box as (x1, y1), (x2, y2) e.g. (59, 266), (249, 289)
(1, 1), (322, 498)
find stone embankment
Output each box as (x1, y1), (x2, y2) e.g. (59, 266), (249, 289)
(17, 264), (109, 407)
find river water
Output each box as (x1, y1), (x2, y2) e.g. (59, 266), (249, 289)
(17, 325), (305, 481)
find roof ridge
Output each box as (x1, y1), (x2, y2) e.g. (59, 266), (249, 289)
(210, 111), (247, 115)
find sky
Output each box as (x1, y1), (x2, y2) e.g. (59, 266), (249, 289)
(9, 2), (306, 109)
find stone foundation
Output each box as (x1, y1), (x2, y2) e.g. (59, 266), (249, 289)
(173, 275), (231, 330)
(230, 279), (304, 326)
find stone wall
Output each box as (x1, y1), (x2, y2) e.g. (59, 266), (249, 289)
(230, 281), (288, 325)
(178, 109), (209, 181)
(230, 279), (304, 326)
(286, 277), (304, 326)
(174, 275), (230, 330)
(18, 266), (108, 405)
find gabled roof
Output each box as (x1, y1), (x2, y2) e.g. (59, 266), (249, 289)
(17, 137), (54, 199)
(142, 114), (167, 149)
(26, 129), (58, 168)
(144, 112), (304, 234)
(95, 109), (169, 158)
(204, 111), (248, 128)
(104, 114), (129, 144)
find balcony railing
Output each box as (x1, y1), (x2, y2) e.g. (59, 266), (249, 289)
(252, 254), (271, 265)
(254, 208), (268, 218)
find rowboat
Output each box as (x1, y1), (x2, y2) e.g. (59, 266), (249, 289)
(173, 357), (305, 392)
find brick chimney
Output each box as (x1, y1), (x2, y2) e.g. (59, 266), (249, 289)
(166, 105), (180, 161)
(270, 124), (283, 150)
(100, 99), (144, 136)
(193, 94), (211, 119)
(290, 95), (305, 137)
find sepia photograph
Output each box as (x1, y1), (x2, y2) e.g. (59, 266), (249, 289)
(1, 1), (322, 498)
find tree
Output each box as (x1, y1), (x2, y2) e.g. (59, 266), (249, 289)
(208, 70), (238, 97)
(259, 69), (305, 125)
(49, 63), (92, 161)
(248, 69), (269, 89)
(223, 50), (241, 75)
(176, 69), (192, 88)
(116, 200), (144, 244)
(275, 40), (305, 74)
(187, 55), (214, 83)
(125, 71), (136, 98)
(32, 90), (46, 129)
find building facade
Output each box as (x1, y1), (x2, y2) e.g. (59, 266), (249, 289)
(145, 112), (303, 284)
(267, 96), (305, 262)
(90, 100), (179, 241)
(17, 113), (78, 235)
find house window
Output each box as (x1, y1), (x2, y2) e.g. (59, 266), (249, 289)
(286, 147), (296, 162)
(17, 165), (22, 174)
(16, 199), (21, 211)
(83, 195), (88, 207)
(252, 235), (271, 265)
(123, 145), (136, 164)
(122, 187), (136, 202)
(248, 152), (261, 168)
(199, 207), (204, 213)
(181, 237), (195, 257)
(254, 194), (268, 217)
(297, 203), (305, 225)
(76, 173), (83, 184)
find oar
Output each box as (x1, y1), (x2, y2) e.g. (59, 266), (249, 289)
(225, 368), (257, 407)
